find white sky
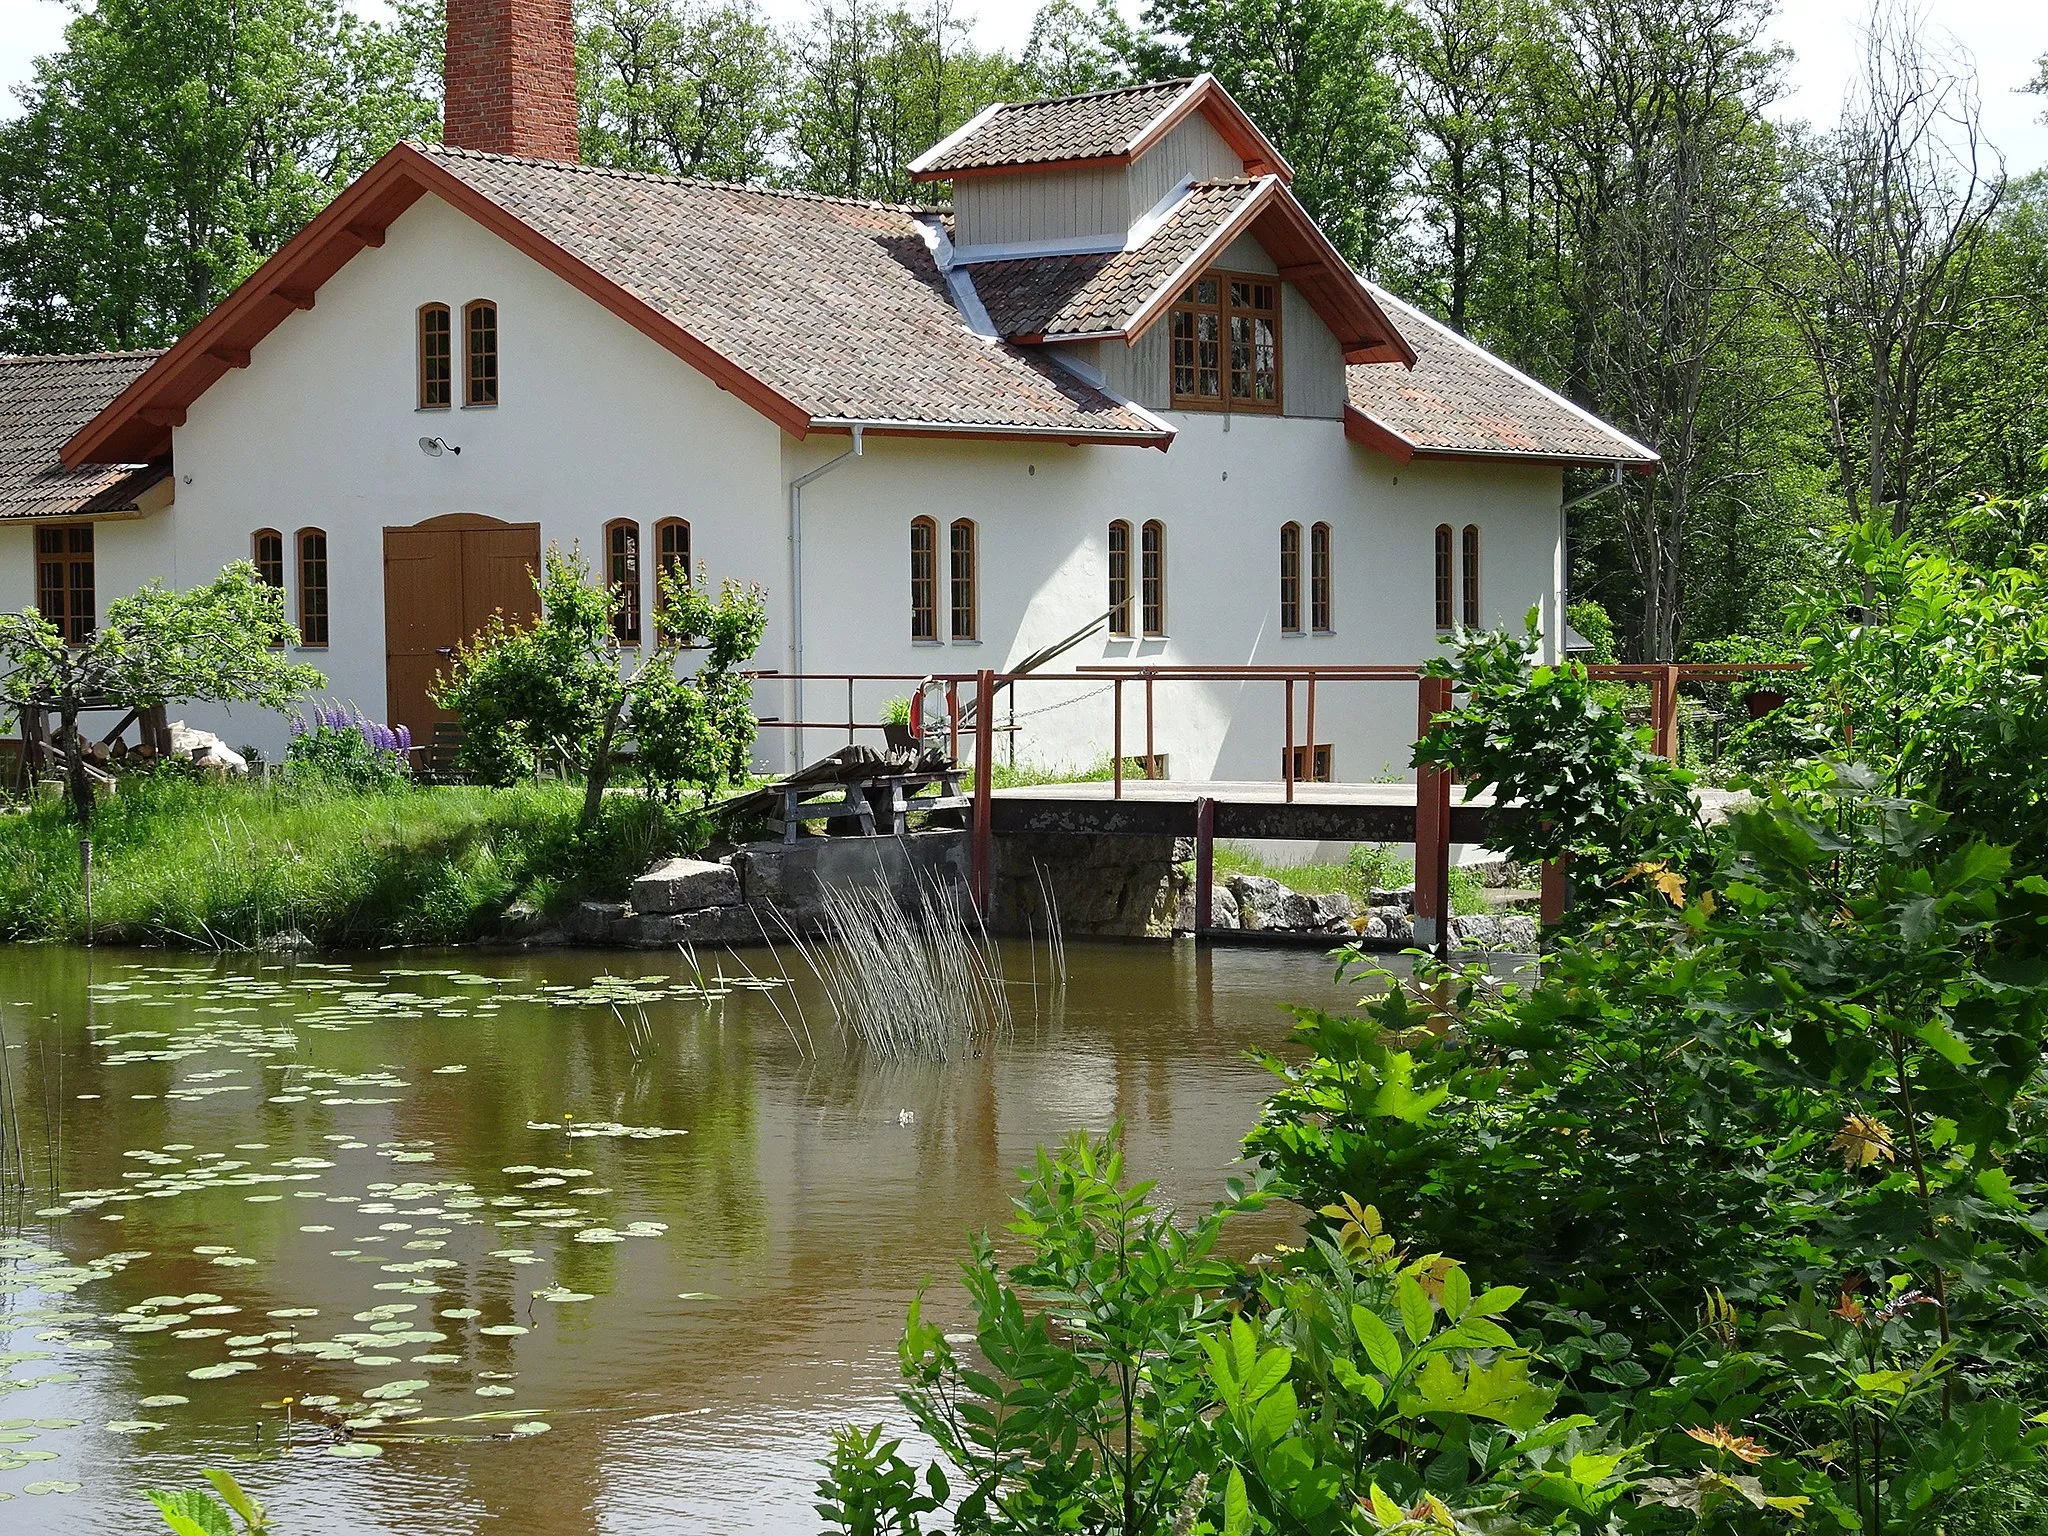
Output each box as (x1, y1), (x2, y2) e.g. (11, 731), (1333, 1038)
(1, 0), (2043, 172)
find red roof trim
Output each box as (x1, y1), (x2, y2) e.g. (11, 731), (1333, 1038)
(1343, 406), (1415, 463)
(65, 143), (816, 466)
(1115, 182), (1414, 370)
(1126, 77), (1293, 184)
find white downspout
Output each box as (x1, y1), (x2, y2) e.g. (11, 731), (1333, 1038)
(786, 426), (864, 771)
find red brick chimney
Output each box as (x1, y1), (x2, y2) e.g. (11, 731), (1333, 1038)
(443, 0), (579, 161)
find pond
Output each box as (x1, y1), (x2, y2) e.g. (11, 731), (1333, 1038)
(0, 939), (1367, 1532)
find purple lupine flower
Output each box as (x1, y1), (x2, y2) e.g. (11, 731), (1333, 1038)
(395, 724), (412, 754)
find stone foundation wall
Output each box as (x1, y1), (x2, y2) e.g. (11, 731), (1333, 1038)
(988, 833), (1187, 939)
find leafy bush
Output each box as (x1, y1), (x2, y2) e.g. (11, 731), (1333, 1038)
(1566, 598), (1618, 665)
(434, 545), (765, 821)
(284, 703), (411, 790)
(1416, 610), (1705, 900)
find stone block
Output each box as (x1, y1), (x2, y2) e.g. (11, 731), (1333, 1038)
(1210, 884), (1240, 930)
(1499, 915), (1539, 951)
(631, 857), (742, 914)
(1450, 914), (1502, 947)
(1369, 885), (1416, 911)
(565, 900), (628, 942)
(612, 905), (766, 948)
(1310, 891), (1356, 931)
(1228, 874), (1316, 931)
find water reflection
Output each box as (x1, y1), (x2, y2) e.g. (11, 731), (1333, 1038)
(0, 941), (1360, 1532)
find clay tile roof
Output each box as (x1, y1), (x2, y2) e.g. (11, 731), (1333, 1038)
(913, 80), (1195, 175)
(419, 144), (1168, 439)
(1348, 288), (1658, 465)
(970, 180), (1264, 339)
(0, 351), (168, 519)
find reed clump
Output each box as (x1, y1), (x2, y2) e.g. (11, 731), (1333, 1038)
(786, 872), (1018, 1062)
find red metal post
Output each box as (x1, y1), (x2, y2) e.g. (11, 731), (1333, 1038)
(1540, 856), (1569, 926)
(1304, 674), (1318, 783)
(1144, 670), (1156, 779)
(1284, 678), (1296, 802)
(1652, 664), (1680, 761)
(1414, 676), (1453, 950)
(971, 669), (995, 915)
(1113, 678), (1124, 799)
(847, 677), (855, 748)
(1194, 795), (1215, 934)
(947, 681), (960, 763)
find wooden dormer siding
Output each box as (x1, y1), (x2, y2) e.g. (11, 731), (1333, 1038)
(952, 111), (1247, 254)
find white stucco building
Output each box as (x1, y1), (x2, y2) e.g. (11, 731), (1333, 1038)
(1, 11), (1654, 783)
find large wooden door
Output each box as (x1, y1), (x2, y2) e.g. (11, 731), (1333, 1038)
(383, 514), (541, 741)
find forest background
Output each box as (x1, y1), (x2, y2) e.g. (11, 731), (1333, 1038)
(1, 0), (2044, 664)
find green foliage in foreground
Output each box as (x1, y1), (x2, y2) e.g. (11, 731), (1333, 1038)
(0, 773), (701, 947)
(822, 1131), (2025, 1535)
(147, 1468), (270, 1536)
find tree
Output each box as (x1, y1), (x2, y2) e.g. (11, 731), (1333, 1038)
(579, 0), (789, 180)
(1139, 0), (1408, 267)
(0, 564), (320, 827)
(1776, 2), (2005, 539)
(434, 545), (765, 823)
(1018, 0), (1138, 97)
(0, 0), (436, 353)
(1393, 0), (1531, 334)
(787, 0), (1022, 202)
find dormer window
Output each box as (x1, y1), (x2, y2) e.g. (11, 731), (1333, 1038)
(1170, 270), (1280, 412)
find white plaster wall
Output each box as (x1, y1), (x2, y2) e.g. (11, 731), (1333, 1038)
(783, 418), (1563, 784)
(8, 190), (1563, 793)
(144, 192), (786, 756)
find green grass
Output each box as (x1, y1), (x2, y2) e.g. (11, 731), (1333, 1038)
(0, 773), (705, 949)
(1199, 841), (1493, 916)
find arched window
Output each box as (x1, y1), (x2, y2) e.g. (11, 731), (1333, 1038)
(418, 304), (451, 409)
(1461, 524), (1480, 628)
(1140, 520), (1166, 636)
(1433, 524), (1454, 630)
(909, 517), (937, 641)
(464, 299), (498, 406)
(949, 518), (978, 641)
(605, 519), (641, 645)
(1278, 522), (1302, 633)
(296, 528), (329, 646)
(1310, 522), (1332, 632)
(1107, 520), (1132, 637)
(652, 519), (691, 643)
(253, 529), (284, 589)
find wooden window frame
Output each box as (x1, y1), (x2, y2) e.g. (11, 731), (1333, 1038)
(1278, 521), (1302, 633)
(252, 528), (285, 589)
(418, 303), (452, 410)
(1310, 521), (1332, 633)
(606, 519), (642, 646)
(1107, 520), (1132, 638)
(464, 299), (499, 407)
(652, 518), (691, 643)
(296, 527), (329, 647)
(253, 529), (286, 647)
(1287, 743), (1334, 783)
(1461, 524), (1481, 628)
(36, 524), (95, 645)
(1168, 268), (1282, 413)
(949, 518), (979, 642)
(1433, 524), (1454, 630)
(910, 516), (938, 642)
(1140, 519), (1166, 637)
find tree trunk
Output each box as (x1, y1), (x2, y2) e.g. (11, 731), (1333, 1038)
(580, 701), (626, 828)
(60, 700), (94, 829)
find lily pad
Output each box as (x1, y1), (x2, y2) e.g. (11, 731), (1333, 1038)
(362, 1380), (428, 1400)
(325, 1441), (383, 1458)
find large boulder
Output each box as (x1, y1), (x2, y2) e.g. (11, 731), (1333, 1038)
(1228, 874), (1316, 931)
(1310, 891), (1356, 931)
(631, 857), (742, 915)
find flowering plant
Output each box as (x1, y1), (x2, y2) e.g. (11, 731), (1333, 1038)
(285, 703), (412, 789)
